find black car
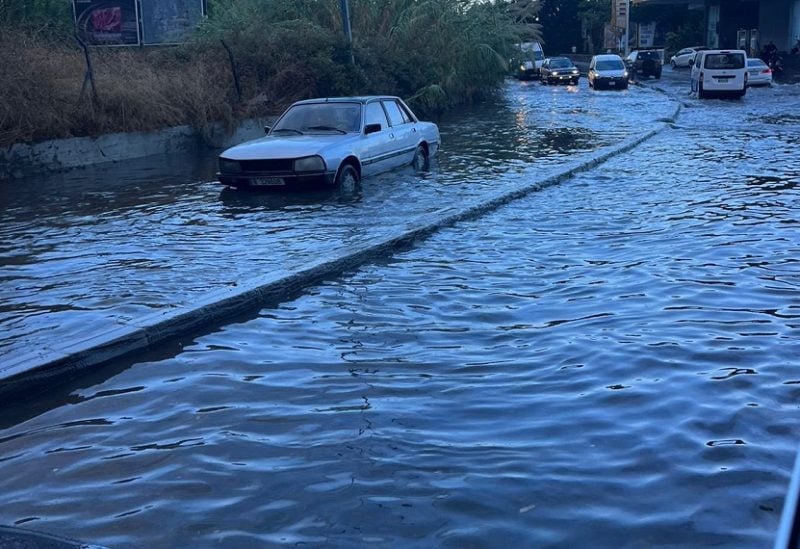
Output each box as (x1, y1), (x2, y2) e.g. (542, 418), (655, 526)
(540, 57), (580, 85)
(625, 50), (663, 79)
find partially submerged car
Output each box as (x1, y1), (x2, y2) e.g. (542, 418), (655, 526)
(588, 54), (629, 90)
(217, 96), (441, 190)
(746, 57), (773, 86)
(625, 49), (663, 79)
(540, 57), (580, 85)
(513, 41), (545, 80)
(690, 49), (748, 99)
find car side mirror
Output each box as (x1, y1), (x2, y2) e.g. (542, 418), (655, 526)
(364, 123), (382, 135)
(264, 126), (271, 134)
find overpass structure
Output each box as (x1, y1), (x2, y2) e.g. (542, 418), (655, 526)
(633, 0), (800, 54)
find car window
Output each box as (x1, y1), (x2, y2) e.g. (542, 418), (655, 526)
(596, 59), (624, 70)
(273, 103), (361, 133)
(704, 53), (745, 69)
(382, 100), (408, 127)
(365, 102), (389, 129)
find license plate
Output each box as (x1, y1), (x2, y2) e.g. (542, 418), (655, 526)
(717, 78), (729, 83)
(608, 81), (616, 86)
(251, 177), (285, 187)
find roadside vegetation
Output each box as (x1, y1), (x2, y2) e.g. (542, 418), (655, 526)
(0, 0), (541, 148)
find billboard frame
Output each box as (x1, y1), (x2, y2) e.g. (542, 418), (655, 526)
(73, 0), (207, 47)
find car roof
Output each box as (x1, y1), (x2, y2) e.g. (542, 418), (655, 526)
(292, 96), (400, 106)
(699, 49), (746, 54)
(593, 54), (623, 60)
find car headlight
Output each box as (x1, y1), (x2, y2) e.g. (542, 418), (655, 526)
(294, 155), (326, 172)
(219, 158), (241, 174)
(623, 71), (629, 77)
(572, 69), (579, 74)
(552, 71), (559, 76)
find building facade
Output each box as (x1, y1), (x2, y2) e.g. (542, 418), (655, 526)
(635, 0), (800, 53)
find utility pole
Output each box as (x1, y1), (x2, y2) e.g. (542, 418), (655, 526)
(340, 0), (354, 64)
(623, 0), (630, 55)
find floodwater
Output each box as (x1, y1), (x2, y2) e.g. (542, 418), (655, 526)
(1, 73), (799, 548)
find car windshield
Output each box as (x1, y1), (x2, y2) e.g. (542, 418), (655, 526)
(549, 58), (573, 68)
(704, 53), (745, 70)
(640, 52), (659, 59)
(272, 103), (362, 134)
(596, 59), (624, 70)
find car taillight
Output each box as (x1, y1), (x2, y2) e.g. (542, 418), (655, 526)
(762, 68), (772, 73)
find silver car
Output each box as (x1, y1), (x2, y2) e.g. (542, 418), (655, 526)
(588, 54), (629, 90)
(217, 96), (440, 191)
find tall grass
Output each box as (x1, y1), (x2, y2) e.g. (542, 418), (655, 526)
(0, 0), (539, 147)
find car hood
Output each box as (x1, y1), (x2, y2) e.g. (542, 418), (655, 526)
(220, 134), (358, 160)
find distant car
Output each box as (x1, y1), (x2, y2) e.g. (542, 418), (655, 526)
(588, 54), (629, 90)
(670, 46), (708, 68)
(513, 41), (545, 80)
(690, 49), (748, 99)
(217, 96), (440, 191)
(540, 57), (580, 85)
(746, 57), (773, 86)
(625, 49), (663, 79)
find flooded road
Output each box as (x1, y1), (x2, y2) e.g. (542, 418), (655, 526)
(0, 82), (673, 362)
(1, 73), (799, 547)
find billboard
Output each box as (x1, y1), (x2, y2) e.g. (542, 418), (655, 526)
(73, 0), (140, 46)
(140, 0), (205, 45)
(73, 0), (206, 46)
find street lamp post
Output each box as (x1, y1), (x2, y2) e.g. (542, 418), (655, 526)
(623, 0), (630, 55)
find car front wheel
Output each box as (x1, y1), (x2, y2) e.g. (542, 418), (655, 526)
(412, 145), (429, 171)
(335, 163), (359, 192)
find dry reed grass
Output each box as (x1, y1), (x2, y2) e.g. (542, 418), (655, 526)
(0, 31), (240, 147)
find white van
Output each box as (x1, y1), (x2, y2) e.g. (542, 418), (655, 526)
(514, 42), (545, 80)
(690, 49), (747, 98)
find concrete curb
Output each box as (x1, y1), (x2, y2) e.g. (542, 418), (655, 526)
(0, 101), (682, 396)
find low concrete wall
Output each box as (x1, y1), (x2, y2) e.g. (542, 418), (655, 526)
(0, 118), (270, 180)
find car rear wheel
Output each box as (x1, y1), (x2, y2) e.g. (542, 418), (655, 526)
(412, 145), (429, 171)
(335, 163), (359, 193)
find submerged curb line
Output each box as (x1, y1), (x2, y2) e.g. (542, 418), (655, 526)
(0, 102), (682, 396)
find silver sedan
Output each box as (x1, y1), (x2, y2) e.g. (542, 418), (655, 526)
(217, 96), (441, 191)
